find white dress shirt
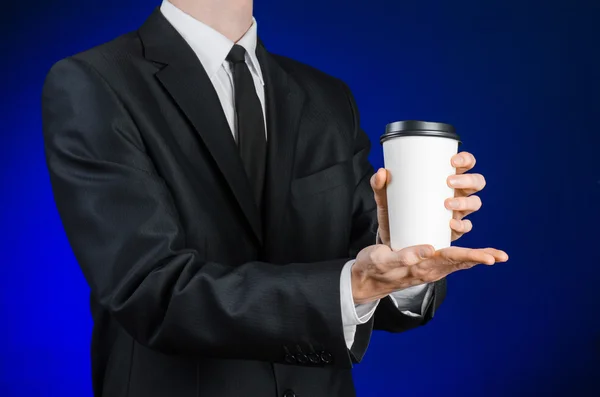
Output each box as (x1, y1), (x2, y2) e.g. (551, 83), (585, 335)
(160, 0), (432, 350)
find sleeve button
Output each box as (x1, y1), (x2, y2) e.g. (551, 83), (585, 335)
(308, 352), (321, 364)
(284, 354), (296, 364)
(320, 351), (333, 364)
(296, 353), (308, 364)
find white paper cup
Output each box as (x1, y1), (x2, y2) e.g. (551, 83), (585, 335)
(380, 121), (461, 251)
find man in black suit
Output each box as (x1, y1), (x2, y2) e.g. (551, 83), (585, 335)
(42, 0), (507, 396)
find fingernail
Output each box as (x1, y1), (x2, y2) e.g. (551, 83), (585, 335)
(419, 248), (431, 258)
(454, 156), (463, 166)
(447, 199), (459, 209)
(448, 177), (458, 187)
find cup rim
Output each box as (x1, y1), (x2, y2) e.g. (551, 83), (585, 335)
(380, 120), (461, 144)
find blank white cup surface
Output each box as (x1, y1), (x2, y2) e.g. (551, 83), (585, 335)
(383, 134), (459, 251)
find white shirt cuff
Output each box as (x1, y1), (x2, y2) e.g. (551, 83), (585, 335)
(340, 259), (380, 349)
(388, 283), (433, 317)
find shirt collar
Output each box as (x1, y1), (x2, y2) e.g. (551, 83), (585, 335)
(235, 19), (264, 86)
(160, 0), (264, 85)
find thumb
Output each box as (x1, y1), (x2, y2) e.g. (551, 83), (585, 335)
(370, 168), (388, 206)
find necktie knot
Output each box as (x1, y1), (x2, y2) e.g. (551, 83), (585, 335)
(227, 44), (247, 64)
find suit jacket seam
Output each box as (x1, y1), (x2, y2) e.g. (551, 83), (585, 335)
(69, 55), (149, 156)
(62, 57), (162, 179)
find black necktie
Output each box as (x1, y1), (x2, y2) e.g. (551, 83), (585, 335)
(226, 44), (267, 209)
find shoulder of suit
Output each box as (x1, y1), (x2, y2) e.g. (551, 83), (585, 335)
(270, 53), (348, 92)
(58, 31), (145, 75)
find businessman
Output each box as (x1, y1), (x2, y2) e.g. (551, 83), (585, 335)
(42, 0), (508, 396)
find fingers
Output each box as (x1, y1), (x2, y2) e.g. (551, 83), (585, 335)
(450, 218), (473, 234)
(436, 246), (508, 266)
(480, 248), (509, 262)
(451, 151), (476, 174)
(436, 246), (496, 265)
(445, 195), (482, 214)
(447, 173), (486, 194)
(394, 244), (436, 267)
(364, 244), (434, 276)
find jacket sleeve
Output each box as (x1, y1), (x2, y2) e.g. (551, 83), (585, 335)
(42, 57), (353, 368)
(338, 79), (446, 345)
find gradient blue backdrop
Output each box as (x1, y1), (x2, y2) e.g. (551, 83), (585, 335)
(1, 0), (599, 396)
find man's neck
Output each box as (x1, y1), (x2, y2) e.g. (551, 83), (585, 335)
(169, 0), (253, 42)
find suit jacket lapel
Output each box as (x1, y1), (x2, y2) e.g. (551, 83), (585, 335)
(139, 9), (263, 245)
(256, 42), (307, 259)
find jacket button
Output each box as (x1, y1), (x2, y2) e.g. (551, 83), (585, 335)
(284, 354), (296, 364)
(320, 351), (333, 364)
(296, 353), (308, 364)
(283, 390), (296, 397)
(308, 352), (320, 364)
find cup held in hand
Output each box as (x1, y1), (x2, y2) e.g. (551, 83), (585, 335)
(380, 121), (461, 251)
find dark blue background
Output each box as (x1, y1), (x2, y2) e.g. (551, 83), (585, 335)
(1, 0), (599, 395)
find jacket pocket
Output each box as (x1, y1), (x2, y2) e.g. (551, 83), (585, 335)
(291, 160), (350, 198)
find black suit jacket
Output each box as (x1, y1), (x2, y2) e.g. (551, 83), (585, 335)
(42, 9), (446, 397)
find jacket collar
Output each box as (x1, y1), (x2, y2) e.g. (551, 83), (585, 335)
(138, 9), (307, 249)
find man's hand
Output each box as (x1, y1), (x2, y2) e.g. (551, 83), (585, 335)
(371, 151), (485, 245)
(351, 244), (508, 305)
